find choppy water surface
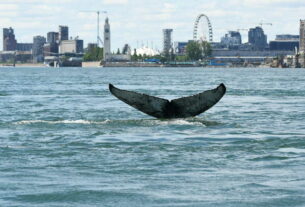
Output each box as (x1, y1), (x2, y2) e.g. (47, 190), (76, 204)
(0, 67), (305, 207)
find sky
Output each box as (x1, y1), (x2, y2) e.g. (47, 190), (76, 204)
(0, 0), (305, 51)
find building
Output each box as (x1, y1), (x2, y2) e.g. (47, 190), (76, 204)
(3, 27), (17, 51)
(47, 32), (59, 44)
(102, 18), (131, 63)
(43, 43), (59, 56)
(32, 36), (46, 63)
(0, 51), (32, 63)
(16, 43), (33, 52)
(174, 42), (188, 55)
(269, 34), (299, 51)
(59, 26), (69, 42)
(248, 27), (267, 50)
(300, 20), (305, 67)
(221, 31), (242, 48)
(87, 43), (98, 51)
(59, 39), (83, 54)
(163, 29), (173, 55)
(103, 18), (111, 61)
(134, 47), (160, 56)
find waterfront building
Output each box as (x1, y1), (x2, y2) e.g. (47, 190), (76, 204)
(43, 43), (59, 56)
(221, 31), (242, 48)
(0, 51), (32, 63)
(33, 36), (46, 63)
(47, 32), (59, 44)
(269, 34), (299, 51)
(59, 39), (84, 54)
(3, 27), (17, 51)
(16, 43), (33, 52)
(87, 43), (98, 51)
(101, 18), (130, 63)
(248, 27), (267, 50)
(300, 20), (305, 67)
(174, 42), (188, 55)
(103, 18), (111, 61)
(163, 29), (173, 55)
(134, 47), (160, 56)
(59, 26), (69, 42)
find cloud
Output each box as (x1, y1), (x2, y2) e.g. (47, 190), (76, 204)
(0, 0), (305, 51)
(103, 0), (128, 4)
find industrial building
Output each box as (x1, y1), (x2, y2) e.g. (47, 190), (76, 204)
(59, 39), (84, 54)
(47, 32), (59, 44)
(32, 36), (46, 63)
(163, 29), (173, 55)
(16, 43), (33, 52)
(269, 35), (299, 51)
(3, 27), (17, 51)
(59, 26), (69, 42)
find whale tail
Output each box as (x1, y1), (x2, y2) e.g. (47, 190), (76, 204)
(109, 83), (226, 119)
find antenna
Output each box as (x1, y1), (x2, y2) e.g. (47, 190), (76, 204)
(80, 10), (107, 47)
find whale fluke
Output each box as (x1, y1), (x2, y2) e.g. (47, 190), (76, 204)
(109, 83), (226, 119)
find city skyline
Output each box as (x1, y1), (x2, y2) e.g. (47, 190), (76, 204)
(0, 0), (305, 51)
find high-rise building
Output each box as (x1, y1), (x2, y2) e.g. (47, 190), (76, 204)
(163, 29), (173, 54)
(221, 31), (242, 48)
(59, 26), (69, 42)
(47, 32), (59, 44)
(3, 27), (17, 51)
(33, 36), (46, 63)
(300, 20), (305, 67)
(248, 27), (267, 50)
(103, 18), (111, 61)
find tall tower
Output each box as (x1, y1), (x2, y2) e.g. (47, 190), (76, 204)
(163, 29), (173, 55)
(300, 20), (305, 67)
(103, 18), (111, 61)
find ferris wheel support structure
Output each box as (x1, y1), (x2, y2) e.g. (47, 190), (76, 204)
(193, 14), (213, 42)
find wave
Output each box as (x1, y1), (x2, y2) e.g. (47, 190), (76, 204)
(13, 118), (221, 127)
(278, 148), (305, 153)
(14, 120), (110, 125)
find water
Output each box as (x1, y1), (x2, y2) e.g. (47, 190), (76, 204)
(0, 67), (305, 207)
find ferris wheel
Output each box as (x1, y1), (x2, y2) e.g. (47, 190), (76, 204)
(193, 14), (213, 42)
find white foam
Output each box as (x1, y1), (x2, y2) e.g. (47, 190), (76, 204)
(278, 148), (305, 153)
(156, 119), (206, 126)
(14, 120), (109, 125)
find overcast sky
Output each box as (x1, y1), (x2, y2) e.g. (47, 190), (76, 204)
(0, 0), (304, 51)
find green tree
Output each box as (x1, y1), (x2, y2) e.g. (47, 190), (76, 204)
(201, 41), (212, 58)
(186, 41), (203, 61)
(83, 47), (103, 61)
(132, 49), (138, 61)
(116, 48), (121, 55)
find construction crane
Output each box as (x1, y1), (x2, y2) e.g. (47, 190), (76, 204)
(80, 10), (107, 47)
(259, 22), (272, 28)
(237, 29), (248, 32)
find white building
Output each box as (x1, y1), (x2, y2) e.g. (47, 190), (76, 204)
(134, 47), (160, 56)
(59, 40), (83, 54)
